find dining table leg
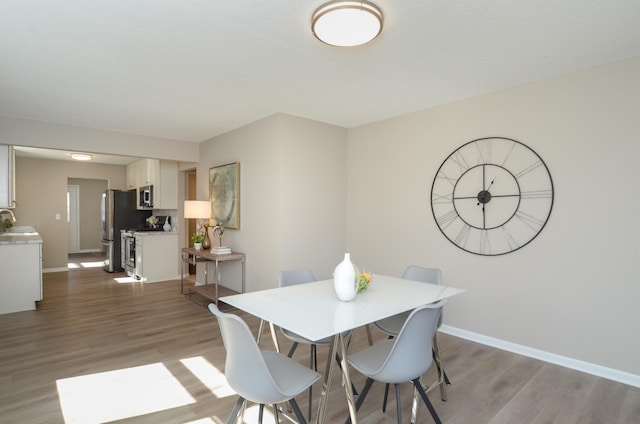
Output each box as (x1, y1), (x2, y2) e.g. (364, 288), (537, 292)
(338, 333), (359, 423)
(315, 335), (336, 423)
(316, 334), (359, 423)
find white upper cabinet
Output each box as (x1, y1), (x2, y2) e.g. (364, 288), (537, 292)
(0, 145), (16, 208)
(126, 158), (178, 210)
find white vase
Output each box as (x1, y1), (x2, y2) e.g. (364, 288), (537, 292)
(334, 253), (357, 302)
(163, 216), (172, 232)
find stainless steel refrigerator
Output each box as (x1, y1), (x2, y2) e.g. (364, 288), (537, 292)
(100, 189), (151, 272)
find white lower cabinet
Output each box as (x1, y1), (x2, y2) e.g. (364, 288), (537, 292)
(135, 233), (179, 283)
(0, 242), (42, 314)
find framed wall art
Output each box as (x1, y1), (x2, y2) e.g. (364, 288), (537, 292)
(209, 162), (240, 229)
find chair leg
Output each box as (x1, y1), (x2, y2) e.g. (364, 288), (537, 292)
(395, 383), (403, 424)
(289, 398), (308, 424)
(287, 341), (299, 357)
(258, 404), (264, 424)
(345, 377), (374, 424)
(308, 344), (316, 421)
(225, 397), (245, 424)
(382, 383), (390, 412)
(412, 378), (442, 424)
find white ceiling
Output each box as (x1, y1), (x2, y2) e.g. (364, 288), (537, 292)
(2, 0), (640, 146)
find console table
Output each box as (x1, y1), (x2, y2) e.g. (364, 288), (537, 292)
(181, 247), (245, 306)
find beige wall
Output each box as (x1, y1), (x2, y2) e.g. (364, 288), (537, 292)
(347, 58), (640, 376)
(15, 157), (127, 270)
(197, 113), (348, 292)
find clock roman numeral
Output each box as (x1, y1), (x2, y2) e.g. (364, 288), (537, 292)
(449, 151), (472, 173)
(515, 159), (543, 178)
(454, 224), (471, 247)
(520, 189), (553, 199)
(436, 209), (459, 228)
(431, 191), (453, 204)
(474, 139), (492, 165)
(514, 210), (545, 231)
(500, 225), (520, 250)
(480, 230), (491, 255)
(435, 171), (458, 187)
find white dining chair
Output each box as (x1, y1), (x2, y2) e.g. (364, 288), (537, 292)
(208, 303), (320, 424)
(346, 302), (445, 424)
(373, 265), (449, 402)
(278, 268), (354, 420)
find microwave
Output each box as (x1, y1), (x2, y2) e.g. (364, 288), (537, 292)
(139, 185), (154, 208)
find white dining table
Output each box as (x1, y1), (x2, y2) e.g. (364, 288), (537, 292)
(220, 274), (464, 424)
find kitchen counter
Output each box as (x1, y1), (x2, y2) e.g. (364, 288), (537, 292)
(0, 226), (43, 245)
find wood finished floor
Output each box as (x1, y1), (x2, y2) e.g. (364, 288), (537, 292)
(1, 255), (638, 423)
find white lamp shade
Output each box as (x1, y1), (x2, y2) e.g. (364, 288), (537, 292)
(184, 200), (212, 219)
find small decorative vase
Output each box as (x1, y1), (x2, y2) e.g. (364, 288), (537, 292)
(163, 216), (172, 232)
(202, 225), (212, 250)
(194, 242), (202, 251)
(334, 253), (357, 302)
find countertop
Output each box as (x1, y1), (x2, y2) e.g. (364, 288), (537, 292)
(134, 230), (178, 236)
(0, 226), (43, 245)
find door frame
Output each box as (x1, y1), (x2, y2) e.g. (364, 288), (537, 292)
(67, 184), (80, 253)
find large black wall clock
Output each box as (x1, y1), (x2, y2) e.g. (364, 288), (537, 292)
(431, 137), (554, 256)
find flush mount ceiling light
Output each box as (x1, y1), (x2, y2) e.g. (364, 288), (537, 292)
(70, 153), (93, 161)
(312, 1), (383, 47)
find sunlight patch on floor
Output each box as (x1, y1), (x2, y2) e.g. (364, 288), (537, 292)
(56, 363), (195, 423)
(181, 356), (235, 398)
(114, 276), (139, 284)
(67, 260), (105, 269)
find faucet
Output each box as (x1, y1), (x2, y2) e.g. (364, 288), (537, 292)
(0, 209), (17, 223)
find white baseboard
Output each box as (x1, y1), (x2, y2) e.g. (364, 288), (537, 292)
(440, 325), (640, 389)
(43, 267), (69, 273)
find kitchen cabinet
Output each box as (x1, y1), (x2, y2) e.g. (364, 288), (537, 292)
(136, 158), (160, 187)
(0, 232), (42, 315)
(127, 158), (177, 210)
(0, 144), (16, 208)
(126, 160), (138, 190)
(135, 232), (179, 283)
(155, 160), (178, 209)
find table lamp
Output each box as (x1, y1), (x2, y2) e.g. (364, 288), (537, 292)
(184, 200), (212, 249)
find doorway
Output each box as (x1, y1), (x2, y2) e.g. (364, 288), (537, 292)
(67, 184), (80, 253)
(67, 178), (108, 267)
(186, 170), (197, 275)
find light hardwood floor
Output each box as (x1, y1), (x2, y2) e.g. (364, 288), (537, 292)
(0, 258), (638, 423)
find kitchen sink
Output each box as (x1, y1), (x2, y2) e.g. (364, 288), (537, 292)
(1, 225), (38, 235)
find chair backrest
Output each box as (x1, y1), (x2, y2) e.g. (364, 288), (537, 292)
(402, 265), (442, 285)
(208, 303), (288, 404)
(373, 301), (445, 383)
(278, 268), (315, 287)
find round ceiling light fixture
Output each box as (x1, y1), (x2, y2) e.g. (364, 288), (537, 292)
(70, 153), (93, 161)
(312, 1), (383, 47)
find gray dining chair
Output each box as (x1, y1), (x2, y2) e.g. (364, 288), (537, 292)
(208, 303), (320, 424)
(346, 302), (445, 424)
(373, 265), (449, 403)
(278, 268), (354, 420)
